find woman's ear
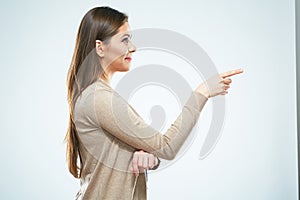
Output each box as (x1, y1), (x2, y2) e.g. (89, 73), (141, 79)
(95, 40), (105, 57)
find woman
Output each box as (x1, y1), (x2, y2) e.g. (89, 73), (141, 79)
(65, 6), (243, 200)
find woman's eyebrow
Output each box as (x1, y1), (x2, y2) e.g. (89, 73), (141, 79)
(121, 33), (132, 38)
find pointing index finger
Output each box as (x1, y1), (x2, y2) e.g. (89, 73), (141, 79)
(220, 68), (244, 78)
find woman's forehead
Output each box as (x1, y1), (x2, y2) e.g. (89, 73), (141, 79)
(115, 22), (132, 37)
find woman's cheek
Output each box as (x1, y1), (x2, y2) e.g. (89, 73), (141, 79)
(116, 44), (128, 55)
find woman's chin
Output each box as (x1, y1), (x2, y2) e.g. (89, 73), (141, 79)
(117, 68), (130, 72)
(119, 64), (131, 72)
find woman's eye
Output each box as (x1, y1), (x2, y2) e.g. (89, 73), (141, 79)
(122, 37), (129, 44)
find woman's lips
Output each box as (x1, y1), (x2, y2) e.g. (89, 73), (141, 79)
(125, 57), (132, 62)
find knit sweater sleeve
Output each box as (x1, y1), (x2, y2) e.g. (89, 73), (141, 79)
(93, 88), (208, 160)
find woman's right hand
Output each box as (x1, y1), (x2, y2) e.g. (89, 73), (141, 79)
(195, 68), (244, 98)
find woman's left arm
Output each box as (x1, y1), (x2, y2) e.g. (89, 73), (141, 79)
(130, 150), (160, 177)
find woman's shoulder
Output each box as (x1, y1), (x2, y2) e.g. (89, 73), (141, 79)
(95, 78), (113, 92)
(75, 79), (112, 104)
(80, 79), (114, 95)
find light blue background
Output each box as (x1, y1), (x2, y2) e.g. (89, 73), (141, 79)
(0, 0), (297, 199)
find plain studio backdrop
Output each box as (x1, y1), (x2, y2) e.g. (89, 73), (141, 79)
(0, 0), (297, 199)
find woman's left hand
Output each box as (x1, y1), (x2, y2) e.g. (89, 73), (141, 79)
(130, 150), (159, 177)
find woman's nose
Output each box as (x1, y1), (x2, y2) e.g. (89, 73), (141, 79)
(128, 41), (136, 53)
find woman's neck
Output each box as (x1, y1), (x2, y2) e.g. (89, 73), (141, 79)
(100, 71), (114, 85)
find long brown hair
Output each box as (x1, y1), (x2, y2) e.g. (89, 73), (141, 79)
(65, 7), (128, 178)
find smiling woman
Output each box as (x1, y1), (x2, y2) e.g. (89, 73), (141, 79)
(65, 6), (242, 200)
(65, 7), (160, 200)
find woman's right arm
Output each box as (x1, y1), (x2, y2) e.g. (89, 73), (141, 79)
(94, 69), (243, 160)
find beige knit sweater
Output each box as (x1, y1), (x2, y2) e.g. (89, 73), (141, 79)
(73, 78), (208, 200)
